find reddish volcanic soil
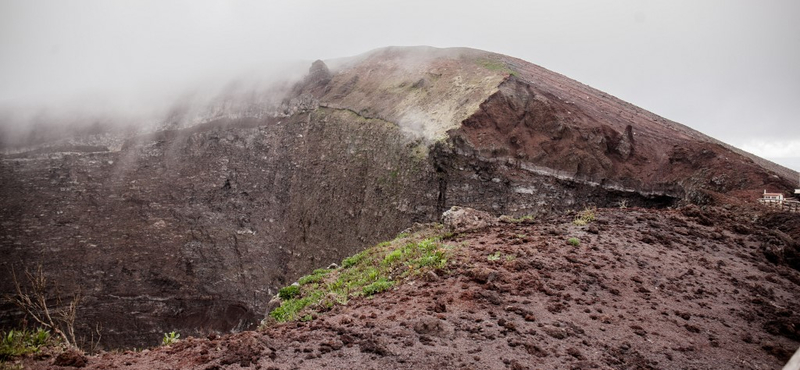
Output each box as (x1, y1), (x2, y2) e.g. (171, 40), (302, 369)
(14, 205), (800, 369)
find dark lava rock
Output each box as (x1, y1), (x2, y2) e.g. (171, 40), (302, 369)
(53, 349), (88, 368)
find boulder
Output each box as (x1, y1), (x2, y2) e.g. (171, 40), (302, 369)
(442, 206), (496, 233)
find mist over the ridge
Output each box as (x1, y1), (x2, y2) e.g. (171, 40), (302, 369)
(1, 0), (798, 170)
(0, 60), (311, 150)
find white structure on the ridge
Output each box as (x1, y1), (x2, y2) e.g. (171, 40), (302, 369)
(762, 190), (784, 202)
(760, 177), (800, 214)
(795, 173), (800, 199)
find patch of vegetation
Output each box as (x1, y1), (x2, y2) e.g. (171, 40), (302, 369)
(161, 331), (180, 346)
(510, 215), (535, 223)
(269, 291), (324, 322)
(476, 59), (519, 77)
(278, 285), (300, 300)
(0, 328), (53, 360)
(341, 251), (366, 268)
(567, 237), (581, 246)
(487, 251), (516, 262)
(381, 237), (448, 269)
(298, 268), (332, 285)
(362, 278), (394, 296)
(266, 229), (456, 324)
(573, 207), (597, 226)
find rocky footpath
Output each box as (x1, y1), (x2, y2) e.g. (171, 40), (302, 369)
(12, 205), (799, 369)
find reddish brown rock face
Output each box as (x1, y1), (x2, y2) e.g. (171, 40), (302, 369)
(453, 74), (792, 203)
(0, 46), (796, 349)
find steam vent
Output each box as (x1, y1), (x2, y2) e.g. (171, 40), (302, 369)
(1, 46), (797, 349)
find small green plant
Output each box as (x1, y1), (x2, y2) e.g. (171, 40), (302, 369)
(362, 278), (393, 296)
(382, 248), (405, 266)
(298, 268), (332, 285)
(509, 215), (535, 223)
(567, 237), (580, 246)
(341, 251), (366, 268)
(573, 207), (596, 226)
(0, 328), (52, 360)
(487, 252), (502, 261)
(278, 285), (300, 300)
(269, 291), (323, 322)
(505, 254), (517, 261)
(161, 331), (180, 346)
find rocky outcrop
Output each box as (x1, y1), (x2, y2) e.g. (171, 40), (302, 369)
(442, 206), (496, 233)
(307, 60), (332, 87)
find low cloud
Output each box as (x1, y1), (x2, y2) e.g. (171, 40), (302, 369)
(1, 1), (798, 168)
(739, 139), (800, 159)
(738, 139), (800, 172)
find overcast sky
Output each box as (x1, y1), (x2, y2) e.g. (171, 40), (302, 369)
(1, 0), (799, 173)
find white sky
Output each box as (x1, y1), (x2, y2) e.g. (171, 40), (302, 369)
(1, 0), (799, 172)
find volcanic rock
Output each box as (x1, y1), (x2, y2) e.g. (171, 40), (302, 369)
(1, 46), (797, 348)
(442, 206), (496, 233)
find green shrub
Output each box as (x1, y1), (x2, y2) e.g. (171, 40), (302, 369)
(413, 250), (447, 269)
(573, 207), (596, 226)
(161, 331), (180, 346)
(567, 237), (580, 246)
(278, 285), (300, 300)
(0, 328), (52, 360)
(394, 232), (410, 240)
(270, 291), (323, 322)
(298, 268), (332, 285)
(362, 278), (393, 296)
(487, 252), (501, 261)
(342, 251), (366, 268)
(382, 238), (444, 269)
(382, 247), (406, 266)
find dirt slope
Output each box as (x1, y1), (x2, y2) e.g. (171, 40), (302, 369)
(16, 206), (799, 369)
